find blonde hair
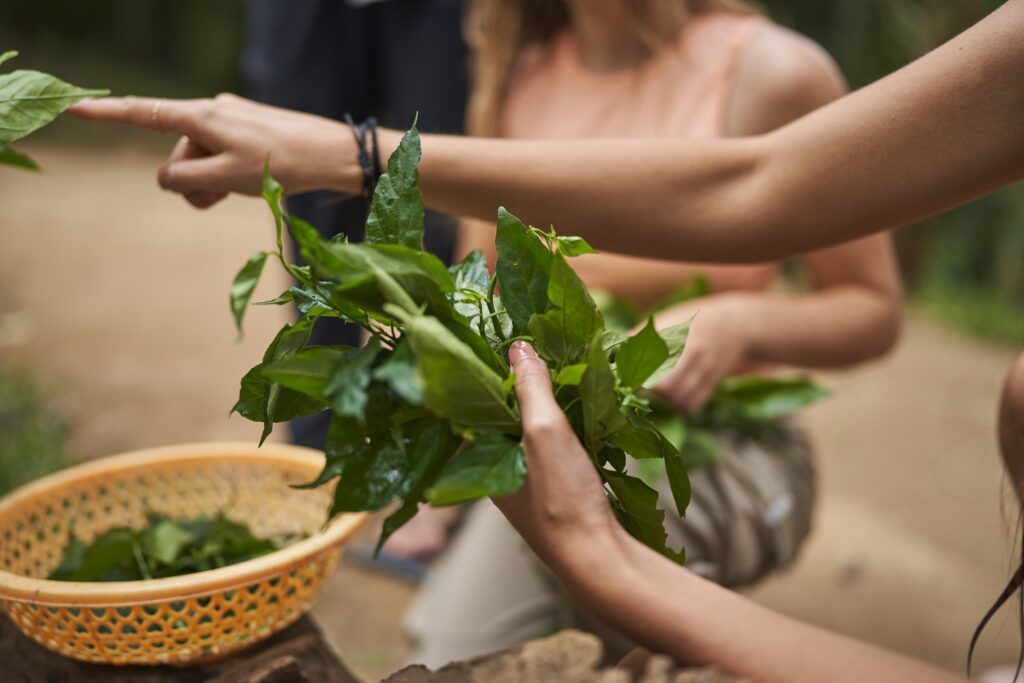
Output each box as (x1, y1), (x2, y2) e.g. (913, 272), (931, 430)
(464, 0), (760, 136)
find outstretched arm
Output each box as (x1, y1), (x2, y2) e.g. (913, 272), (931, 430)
(412, 0), (1024, 261)
(499, 341), (964, 683)
(71, 1), (1024, 263)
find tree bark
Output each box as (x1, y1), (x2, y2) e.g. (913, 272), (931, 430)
(2, 615), (361, 683)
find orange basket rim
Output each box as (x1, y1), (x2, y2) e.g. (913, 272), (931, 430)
(0, 441), (368, 606)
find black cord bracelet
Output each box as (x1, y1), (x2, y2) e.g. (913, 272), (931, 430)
(343, 114), (382, 216)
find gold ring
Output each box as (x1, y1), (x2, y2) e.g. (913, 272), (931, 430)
(151, 100), (163, 132)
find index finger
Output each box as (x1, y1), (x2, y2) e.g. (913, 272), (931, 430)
(508, 341), (564, 433)
(69, 96), (206, 138)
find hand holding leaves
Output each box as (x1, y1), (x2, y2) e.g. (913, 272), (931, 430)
(228, 119), (825, 563)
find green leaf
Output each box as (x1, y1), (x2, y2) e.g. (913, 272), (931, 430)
(254, 290), (294, 307)
(232, 319), (322, 444)
(230, 251), (268, 333)
(580, 335), (629, 450)
(49, 528), (139, 581)
(450, 249), (493, 325)
(615, 316), (669, 389)
(663, 442), (691, 518)
(0, 51), (17, 68)
(262, 164), (286, 255)
(365, 119), (424, 249)
(555, 363), (587, 386)
(714, 375), (829, 420)
(372, 340), (424, 405)
(680, 426), (721, 469)
(330, 437), (410, 514)
(444, 315), (507, 376)
(602, 445), (627, 472)
(427, 435), (526, 506)
(261, 346), (348, 398)
(141, 518), (196, 566)
(495, 208), (553, 335)
(611, 419), (676, 460)
(601, 328), (630, 353)
(377, 420), (460, 552)
(293, 415), (367, 490)
(556, 235), (598, 257)
(527, 253), (600, 363)
(50, 513), (281, 582)
(0, 145), (38, 171)
(324, 342), (379, 418)
(643, 321), (690, 388)
(401, 313), (520, 432)
(0, 68), (108, 146)
(450, 249), (490, 293)
(317, 243), (453, 319)
(603, 470), (683, 564)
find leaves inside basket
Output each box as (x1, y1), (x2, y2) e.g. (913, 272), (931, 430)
(48, 512), (290, 582)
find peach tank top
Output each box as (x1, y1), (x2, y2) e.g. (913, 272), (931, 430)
(500, 12), (775, 305)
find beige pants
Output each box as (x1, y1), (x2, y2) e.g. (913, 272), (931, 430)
(404, 426), (815, 668)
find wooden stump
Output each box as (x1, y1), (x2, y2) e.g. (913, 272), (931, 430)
(1, 615), (361, 683)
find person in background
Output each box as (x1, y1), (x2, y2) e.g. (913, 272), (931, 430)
(243, 0), (468, 450)
(396, 0), (901, 666)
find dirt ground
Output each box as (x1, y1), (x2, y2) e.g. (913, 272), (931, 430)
(2, 144), (1022, 681)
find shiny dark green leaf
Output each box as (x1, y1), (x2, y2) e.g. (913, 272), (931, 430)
(377, 420), (460, 552)
(365, 120), (424, 249)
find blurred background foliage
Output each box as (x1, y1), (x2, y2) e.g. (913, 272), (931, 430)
(0, 0), (1020, 345)
(0, 368), (68, 495)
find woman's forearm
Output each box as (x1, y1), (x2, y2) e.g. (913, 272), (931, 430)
(360, 1), (1024, 263)
(562, 528), (962, 683)
(730, 287), (901, 368)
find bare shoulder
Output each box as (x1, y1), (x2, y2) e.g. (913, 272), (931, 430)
(725, 23), (849, 136)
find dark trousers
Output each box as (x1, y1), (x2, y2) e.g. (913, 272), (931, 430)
(244, 0), (468, 449)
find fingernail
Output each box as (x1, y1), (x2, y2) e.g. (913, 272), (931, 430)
(508, 340), (536, 365)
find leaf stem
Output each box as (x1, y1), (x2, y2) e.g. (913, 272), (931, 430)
(486, 276), (506, 342)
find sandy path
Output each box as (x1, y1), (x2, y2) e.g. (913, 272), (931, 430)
(1, 145), (1020, 680)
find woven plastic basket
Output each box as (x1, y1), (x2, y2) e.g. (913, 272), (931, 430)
(0, 442), (367, 666)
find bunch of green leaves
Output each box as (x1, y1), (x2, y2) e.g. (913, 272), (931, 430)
(49, 513), (281, 582)
(647, 376), (829, 472)
(231, 121), (693, 562)
(0, 50), (108, 171)
(595, 289), (830, 472)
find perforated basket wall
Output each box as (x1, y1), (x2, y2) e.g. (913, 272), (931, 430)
(0, 442), (367, 666)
